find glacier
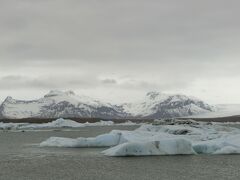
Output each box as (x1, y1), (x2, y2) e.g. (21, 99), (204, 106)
(40, 119), (240, 156)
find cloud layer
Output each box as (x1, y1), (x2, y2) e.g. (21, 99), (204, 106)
(0, 0), (240, 104)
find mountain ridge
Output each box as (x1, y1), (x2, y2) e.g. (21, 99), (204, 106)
(0, 90), (214, 120)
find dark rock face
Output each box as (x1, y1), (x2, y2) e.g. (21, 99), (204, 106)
(0, 104), (4, 119)
(38, 102), (126, 119)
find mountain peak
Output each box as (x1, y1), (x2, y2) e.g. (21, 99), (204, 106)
(44, 90), (76, 98)
(65, 90), (76, 96)
(146, 91), (162, 99)
(4, 96), (16, 103)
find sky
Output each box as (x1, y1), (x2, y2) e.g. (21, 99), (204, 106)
(0, 0), (240, 104)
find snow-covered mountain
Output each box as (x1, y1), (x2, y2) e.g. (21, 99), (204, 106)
(0, 90), (125, 119)
(0, 90), (214, 119)
(122, 91), (214, 118)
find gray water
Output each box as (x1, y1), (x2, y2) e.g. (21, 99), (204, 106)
(1, 125), (240, 180)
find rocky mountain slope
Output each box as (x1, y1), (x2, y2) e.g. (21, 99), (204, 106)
(0, 90), (214, 119)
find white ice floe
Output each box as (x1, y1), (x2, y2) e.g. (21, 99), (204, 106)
(0, 122), (27, 130)
(22, 118), (86, 129)
(40, 132), (122, 147)
(0, 118), (122, 130)
(0, 118), (85, 130)
(84, 120), (114, 127)
(40, 119), (240, 156)
(116, 120), (137, 126)
(215, 121), (240, 125)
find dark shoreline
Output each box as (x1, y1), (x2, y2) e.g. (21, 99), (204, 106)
(1, 115), (240, 123)
(0, 117), (147, 124)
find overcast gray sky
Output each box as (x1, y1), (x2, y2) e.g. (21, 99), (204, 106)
(0, 0), (240, 104)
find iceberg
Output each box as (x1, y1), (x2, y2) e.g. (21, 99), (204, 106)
(0, 118), (118, 130)
(40, 119), (240, 156)
(22, 118), (86, 129)
(102, 138), (195, 156)
(40, 133), (121, 147)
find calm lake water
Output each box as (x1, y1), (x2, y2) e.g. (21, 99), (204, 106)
(1, 125), (240, 180)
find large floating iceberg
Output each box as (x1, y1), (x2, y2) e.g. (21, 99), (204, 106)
(40, 119), (240, 156)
